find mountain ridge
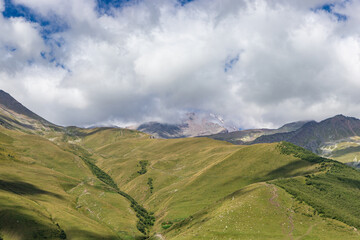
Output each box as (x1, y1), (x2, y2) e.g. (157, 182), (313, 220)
(0, 90), (45, 122)
(0, 90), (60, 133)
(252, 114), (360, 153)
(135, 112), (228, 138)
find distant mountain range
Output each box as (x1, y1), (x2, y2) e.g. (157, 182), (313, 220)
(251, 114), (360, 152)
(132, 110), (360, 165)
(132, 112), (230, 138)
(206, 120), (311, 144)
(206, 114), (360, 165)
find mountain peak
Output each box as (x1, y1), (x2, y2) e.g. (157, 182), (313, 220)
(321, 114), (358, 124)
(332, 114), (347, 119)
(0, 90), (43, 121)
(0, 90), (57, 131)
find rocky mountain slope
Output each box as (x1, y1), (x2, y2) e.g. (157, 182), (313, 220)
(0, 90), (61, 133)
(206, 120), (310, 144)
(251, 115), (360, 161)
(206, 115), (360, 166)
(136, 112), (228, 138)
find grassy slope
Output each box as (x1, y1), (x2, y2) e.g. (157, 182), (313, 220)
(166, 183), (359, 240)
(2, 125), (360, 239)
(272, 142), (360, 229)
(78, 128), (360, 239)
(326, 140), (360, 163)
(274, 162), (360, 229)
(0, 127), (139, 239)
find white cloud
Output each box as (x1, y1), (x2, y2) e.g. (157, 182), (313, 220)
(1, 0), (360, 128)
(0, 0), (4, 12)
(0, 16), (46, 71)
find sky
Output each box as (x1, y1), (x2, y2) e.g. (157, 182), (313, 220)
(0, 0), (360, 129)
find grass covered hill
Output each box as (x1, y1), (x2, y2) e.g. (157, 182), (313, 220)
(1, 124), (360, 239)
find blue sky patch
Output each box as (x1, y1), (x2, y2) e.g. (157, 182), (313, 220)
(96, 0), (135, 14)
(178, 0), (195, 6)
(313, 2), (348, 22)
(2, 0), (69, 36)
(96, 0), (195, 15)
(224, 54), (240, 73)
(5, 46), (17, 52)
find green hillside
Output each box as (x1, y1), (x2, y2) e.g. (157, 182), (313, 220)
(76, 128), (359, 239)
(1, 124), (360, 239)
(0, 127), (139, 240)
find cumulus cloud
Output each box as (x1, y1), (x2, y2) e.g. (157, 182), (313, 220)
(0, 0), (360, 128)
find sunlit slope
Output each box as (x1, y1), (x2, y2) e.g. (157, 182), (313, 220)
(165, 183), (359, 240)
(80, 130), (318, 231)
(0, 127), (139, 240)
(317, 136), (360, 166)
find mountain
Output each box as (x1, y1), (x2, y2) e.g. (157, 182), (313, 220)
(206, 120), (310, 144)
(252, 115), (360, 153)
(0, 90), (61, 133)
(1, 90), (360, 239)
(208, 115), (360, 165)
(136, 112), (228, 138)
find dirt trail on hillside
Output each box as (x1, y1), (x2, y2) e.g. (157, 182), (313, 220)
(267, 184), (294, 240)
(287, 208), (295, 240)
(268, 184), (280, 208)
(154, 233), (166, 240)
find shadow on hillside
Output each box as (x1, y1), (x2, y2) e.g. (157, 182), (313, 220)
(0, 207), (64, 239)
(224, 186), (257, 201)
(265, 160), (314, 179)
(0, 115), (35, 130)
(335, 176), (360, 189)
(67, 229), (119, 240)
(332, 146), (360, 158)
(0, 179), (63, 199)
(69, 228), (145, 240)
(0, 206), (134, 240)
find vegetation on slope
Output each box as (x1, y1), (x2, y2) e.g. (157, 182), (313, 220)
(76, 149), (155, 236)
(147, 178), (154, 194)
(274, 141), (360, 229)
(137, 160), (149, 175)
(276, 141), (329, 163)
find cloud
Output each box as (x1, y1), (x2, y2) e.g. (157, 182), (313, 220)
(0, 0), (360, 129)
(0, 0), (4, 12)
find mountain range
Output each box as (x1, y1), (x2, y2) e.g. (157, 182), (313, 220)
(139, 112), (360, 166)
(205, 114), (360, 166)
(251, 114), (360, 151)
(131, 112), (230, 138)
(1, 90), (360, 239)
(206, 120), (311, 144)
